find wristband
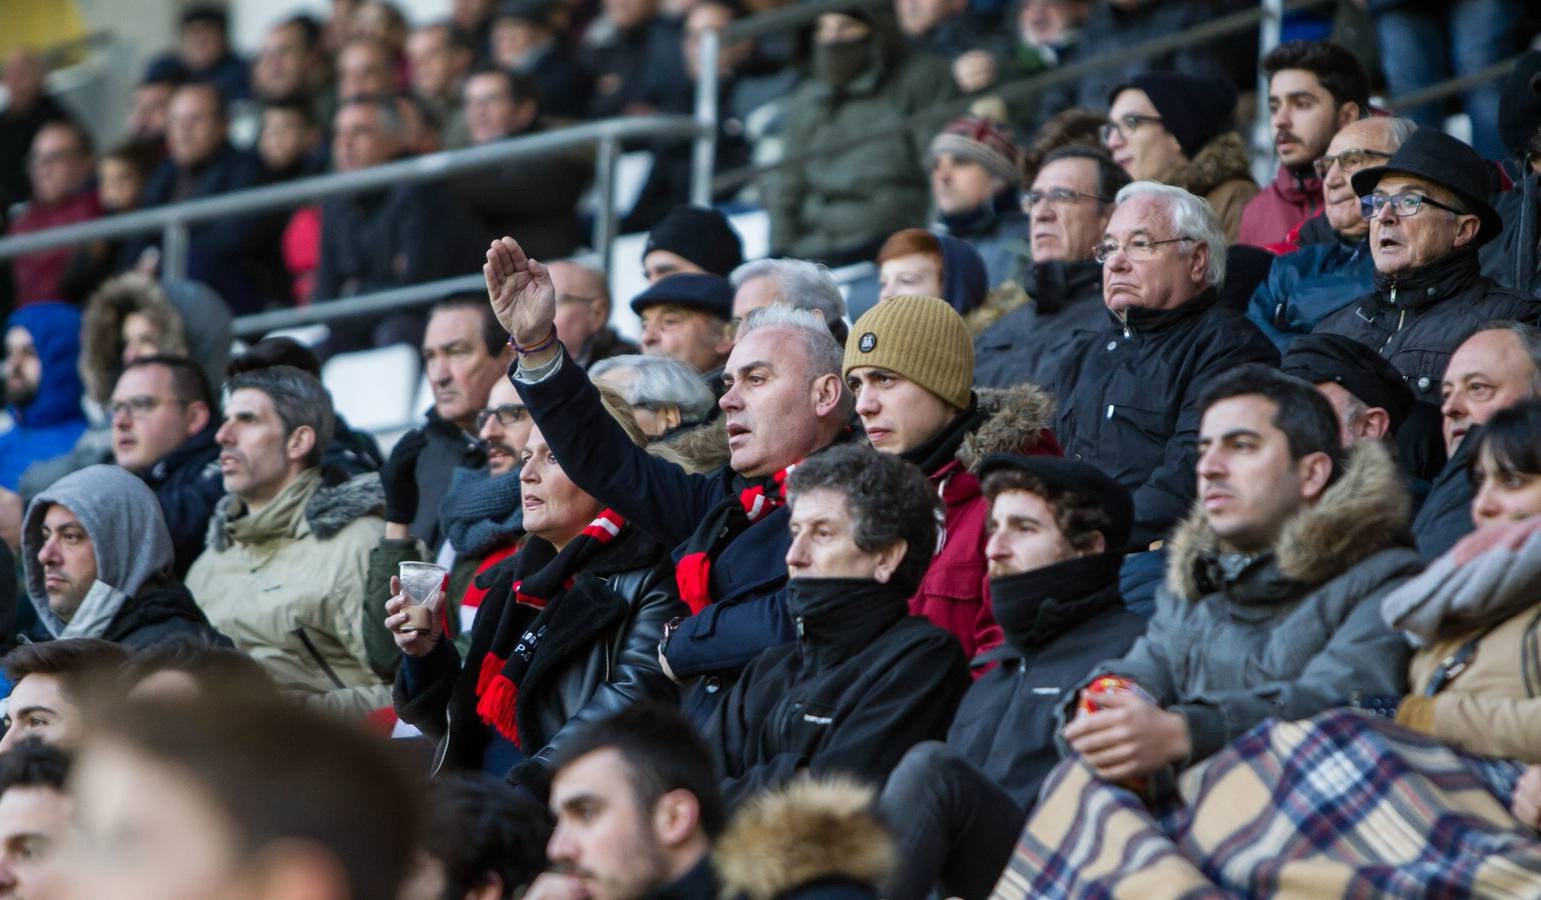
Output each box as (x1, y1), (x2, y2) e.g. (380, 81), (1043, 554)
(509, 326), (559, 356)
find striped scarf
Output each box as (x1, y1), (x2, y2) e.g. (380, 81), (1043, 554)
(674, 465), (796, 614)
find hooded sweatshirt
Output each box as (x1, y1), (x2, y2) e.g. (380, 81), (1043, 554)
(935, 233), (989, 315)
(0, 302), (88, 490)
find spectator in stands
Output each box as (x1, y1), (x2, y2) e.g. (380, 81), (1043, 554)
(0, 639), (127, 752)
(1311, 128), (1540, 405)
(184, 366), (392, 718)
(585, 0), (692, 120)
(533, 706), (722, 900)
(702, 444), (970, 808)
(0, 49), (74, 211)
(8, 122), (100, 307)
(382, 296), (513, 552)
(390, 389), (684, 789)
(490, 238), (853, 722)
(1246, 117), (1415, 349)
(120, 635), (277, 701)
(1281, 334), (1417, 450)
(896, 0), (992, 61)
(643, 205), (745, 284)
(336, 36), (399, 101)
(1, 303), (88, 491)
(1041, 0), (1222, 120)
(1415, 323), (1541, 561)
(1484, 49), (1541, 299)
(994, 0), (1092, 94)
(845, 294), (1062, 658)
(550, 260), (639, 368)
(973, 145), (1129, 389)
(1046, 183), (1278, 548)
(422, 772), (551, 900)
(19, 464), (220, 648)
(769, 10), (956, 266)
(256, 98), (324, 181)
(147, 6), (252, 103)
(1103, 73), (1257, 242)
(253, 15), (330, 106)
(590, 354), (718, 440)
(729, 258), (849, 346)
(108, 356), (223, 577)
(1239, 41), (1370, 249)
(63, 693), (423, 900)
(490, 0), (594, 120)
(135, 82), (287, 316)
(0, 739), (72, 896)
(879, 455), (1144, 900)
(633, 274), (736, 384)
(929, 115), (1029, 288)
(126, 62), (180, 146)
(56, 139), (162, 304)
(451, 68), (591, 260)
(408, 24), (474, 148)
(876, 229), (989, 316)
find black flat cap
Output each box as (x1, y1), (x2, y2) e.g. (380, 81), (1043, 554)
(977, 454), (1134, 551)
(629, 273), (734, 320)
(1282, 333), (1417, 434)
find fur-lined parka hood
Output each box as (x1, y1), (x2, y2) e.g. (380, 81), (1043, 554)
(206, 468), (385, 552)
(1165, 131), (1256, 199)
(713, 778), (895, 900)
(1166, 440), (1411, 601)
(957, 383), (1056, 471)
(651, 418), (732, 475)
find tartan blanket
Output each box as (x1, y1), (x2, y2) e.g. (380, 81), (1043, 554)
(992, 709), (1541, 899)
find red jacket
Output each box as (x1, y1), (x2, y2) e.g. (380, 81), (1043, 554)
(911, 384), (1062, 665)
(1238, 165), (1321, 249)
(9, 188), (101, 305)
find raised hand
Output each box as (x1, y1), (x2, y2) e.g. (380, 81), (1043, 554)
(484, 236), (557, 348)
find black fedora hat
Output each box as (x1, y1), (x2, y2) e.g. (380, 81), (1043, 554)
(1351, 127), (1502, 246)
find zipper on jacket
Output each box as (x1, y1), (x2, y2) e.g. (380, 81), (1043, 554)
(293, 626), (347, 689)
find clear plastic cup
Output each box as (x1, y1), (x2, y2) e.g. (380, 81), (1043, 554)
(398, 561), (447, 633)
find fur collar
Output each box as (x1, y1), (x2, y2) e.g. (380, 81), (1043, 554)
(1167, 132), (1255, 199)
(1165, 440), (1410, 601)
(964, 282), (1030, 335)
(957, 383), (1056, 471)
(206, 468), (385, 552)
(712, 777), (895, 900)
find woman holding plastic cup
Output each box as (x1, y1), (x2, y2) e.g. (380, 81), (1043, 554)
(386, 389), (686, 785)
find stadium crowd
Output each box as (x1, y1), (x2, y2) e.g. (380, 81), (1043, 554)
(3, 0), (1541, 897)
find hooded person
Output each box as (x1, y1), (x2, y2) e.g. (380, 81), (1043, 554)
(20, 465), (223, 649)
(873, 229), (990, 317)
(1, 302), (88, 491)
(1481, 48), (1541, 299)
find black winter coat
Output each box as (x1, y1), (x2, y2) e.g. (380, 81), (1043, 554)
(313, 182), (484, 302)
(1045, 289), (1279, 547)
(947, 554), (1146, 808)
(1312, 251), (1541, 403)
(702, 579), (971, 810)
(139, 427), (223, 578)
(409, 411), (481, 552)
(1481, 172), (1541, 298)
(1412, 425), (1479, 562)
(974, 259), (1105, 390)
(103, 577), (227, 651)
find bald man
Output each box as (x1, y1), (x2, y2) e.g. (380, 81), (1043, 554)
(549, 260), (638, 368)
(1247, 116), (1418, 350)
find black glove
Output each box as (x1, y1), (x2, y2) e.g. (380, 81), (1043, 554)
(382, 429), (430, 524)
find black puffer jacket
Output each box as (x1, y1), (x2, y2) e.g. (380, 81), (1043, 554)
(409, 410), (481, 551)
(973, 259), (1105, 390)
(1312, 250), (1541, 403)
(1046, 288), (1279, 546)
(1481, 172), (1541, 299)
(1411, 425), (1480, 562)
(138, 427), (224, 579)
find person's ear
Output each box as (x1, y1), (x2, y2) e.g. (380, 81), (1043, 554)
(652, 788), (702, 848)
(1297, 450), (1334, 502)
(1452, 213), (1481, 249)
(811, 372), (844, 419)
(1187, 241), (1211, 286)
(872, 538), (908, 584)
(286, 425), (317, 465)
(660, 404), (683, 432)
(589, 297), (609, 329)
(714, 320), (736, 355)
(1336, 101), (1362, 129)
(185, 400), (211, 436)
(1080, 531), (1107, 557)
(468, 875), (507, 900)
(1359, 407), (1391, 442)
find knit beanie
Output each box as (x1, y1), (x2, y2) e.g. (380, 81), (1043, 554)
(929, 115), (1024, 187)
(1114, 72), (1237, 159)
(844, 294), (973, 410)
(643, 205), (744, 277)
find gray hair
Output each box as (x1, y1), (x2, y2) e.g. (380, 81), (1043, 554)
(729, 258), (847, 325)
(225, 365), (335, 467)
(736, 304), (845, 380)
(588, 354), (716, 425)
(1384, 117), (1418, 148)
(1479, 320), (1541, 392)
(1114, 181), (1227, 287)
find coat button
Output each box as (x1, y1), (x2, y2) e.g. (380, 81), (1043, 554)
(705, 676), (720, 693)
(1106, 340), (1117, 351)
(1417, 376), (1431, 392)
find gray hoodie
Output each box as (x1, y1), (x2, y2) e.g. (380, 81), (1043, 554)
(22, 465), (175, 638)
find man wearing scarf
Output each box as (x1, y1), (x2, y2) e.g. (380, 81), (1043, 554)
(487, 236), (851, 724)
(845, 294), (1061, 660)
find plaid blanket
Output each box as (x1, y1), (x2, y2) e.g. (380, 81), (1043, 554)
(993, 710), (1541, 899)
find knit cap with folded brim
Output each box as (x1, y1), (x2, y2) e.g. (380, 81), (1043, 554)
(844, 294), (974, 410)
(928, 114), (1024, 187)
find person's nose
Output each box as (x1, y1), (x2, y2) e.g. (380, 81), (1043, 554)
(854, 388), (879, 417)
(1103, 128), (1125, 152)
(479, 416), (502, 444)
(37, 533), (61, 567)
(215, 418), (234, 446)
(984, 528), (1009, 562)
(112, 403), (134, 429)
(719, 381), (741, 414)
(1441, 389), (1465, 423)
(427, 355), (451, 386)
(1271, 104), (1290, 132)
(1471, 480), (1501, 525)
(546, 823), (576, 865)
(1196, 444), (1226, 482)
(785, 531), (810, 569)
(641, 320), (661, 347)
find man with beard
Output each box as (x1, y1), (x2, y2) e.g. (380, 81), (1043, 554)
(1, 303), (88, 491)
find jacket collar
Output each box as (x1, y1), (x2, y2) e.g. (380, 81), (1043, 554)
(1370, 249), (1482, 311)
(645, 855), (717, 900)
(1026, 259), (1103, 314)
(1109, 287), (1220, 335)
(145, 426), (219, 484)
(1271, 163), (1324, 205)
(786, 578), (907, 670)
(990, 552), (1125, 650)
(938, 190), (1024, 238)
(208, 468), (385, 551)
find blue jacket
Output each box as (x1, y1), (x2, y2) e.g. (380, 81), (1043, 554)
(1245, 235), (1376, 351)
(0, 303), (87, 490)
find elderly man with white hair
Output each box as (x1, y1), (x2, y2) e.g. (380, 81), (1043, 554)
(589, 354), (718, 439)
(729, 258), (849, 345)
(1045, 182), (1279, 548)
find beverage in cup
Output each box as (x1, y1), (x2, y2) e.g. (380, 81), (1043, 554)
(398, 561), (447, 633)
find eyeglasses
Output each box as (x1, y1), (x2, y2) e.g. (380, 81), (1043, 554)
(108, 395), (182, 419)
(475, 403), (529, 430)
(1312, 148), (1393, 179)
(1021, 188), (1110, 210)
(1360, 192), (1466, 220)
(1092, 236), (1191, 264)
(1099, 113), (1163, 145)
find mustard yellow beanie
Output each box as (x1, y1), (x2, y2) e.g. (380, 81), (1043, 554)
(844, 294), (974, 409)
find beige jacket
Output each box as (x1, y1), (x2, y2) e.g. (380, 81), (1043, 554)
(187, 468), (391, 718)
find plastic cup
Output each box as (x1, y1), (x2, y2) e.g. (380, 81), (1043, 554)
(398, 561), (447, 633)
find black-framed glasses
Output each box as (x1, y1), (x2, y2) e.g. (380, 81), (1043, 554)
(1099, 113), (1164, 145)
(1360, 192), (1466, 220)
(474, 403), (529, 430)
(1092, 236), (1191, 264)
(1021, 188), (1111, 210)
(107, 395), (183, 419)
(1312, 148), (1393, 179)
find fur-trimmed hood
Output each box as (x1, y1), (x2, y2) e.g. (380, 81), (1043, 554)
(1166, 131), (1256, 199)
(713, 777), (895, 900)
(957, 383), (1056, 471)
(1166, 440), (1410, 601)
(205, 468), (385, 552)
(651, 418), (732, 475)
(963, 282), (1031, 336)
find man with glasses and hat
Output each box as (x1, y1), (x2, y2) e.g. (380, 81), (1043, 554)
(1311, 127), (1541, 405)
